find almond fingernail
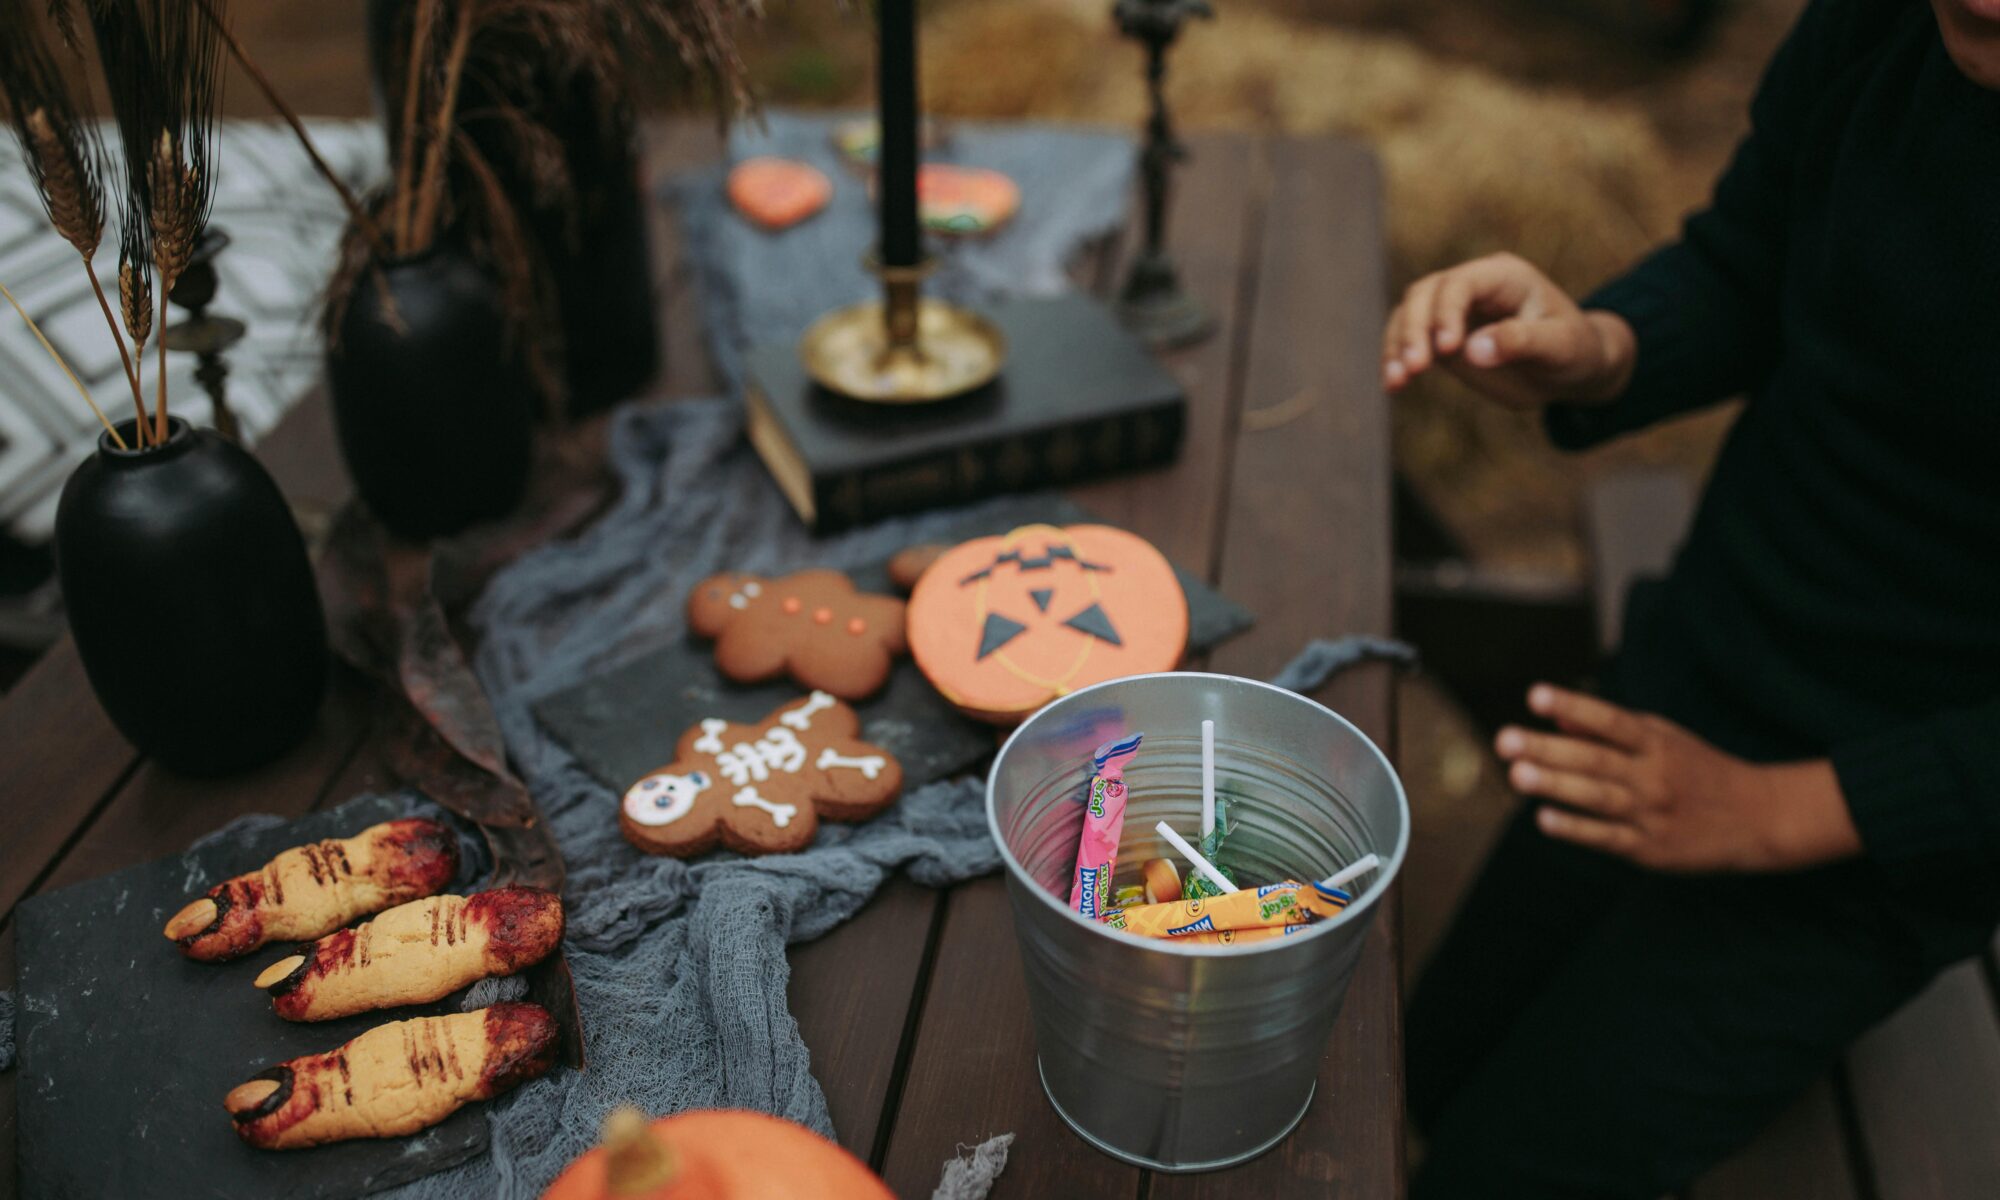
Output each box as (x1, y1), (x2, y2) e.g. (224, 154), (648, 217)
(164, 898), (218, 941)
(254, 955), (307, 990)
(224, 1078), (280, 1115)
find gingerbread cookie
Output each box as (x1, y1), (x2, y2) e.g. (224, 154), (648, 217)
(907, 524), (1189, 725)
(620, 691), (903, 857)
(688, 569), (908, 701)
(887, 544), (949, 593)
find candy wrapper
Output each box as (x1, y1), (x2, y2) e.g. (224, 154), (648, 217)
(1101, 880), (1352, 939)
(1182, 797), (1236, 900)
(1067, 733), (1145, 918)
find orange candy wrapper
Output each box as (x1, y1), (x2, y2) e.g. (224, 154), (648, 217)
(1100, 879), (1353, 940)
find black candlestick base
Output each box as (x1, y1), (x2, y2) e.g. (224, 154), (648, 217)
(1117, 250), (1214, 349)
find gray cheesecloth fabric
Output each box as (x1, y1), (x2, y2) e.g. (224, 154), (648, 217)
(0, 114), (1411, 1198)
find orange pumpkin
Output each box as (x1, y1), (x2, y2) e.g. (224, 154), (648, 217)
(907, 523), (1189, 725)
(541, 1107), (890, 1200)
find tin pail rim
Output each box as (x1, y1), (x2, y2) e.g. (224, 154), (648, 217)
(984, 670), (1410, 957)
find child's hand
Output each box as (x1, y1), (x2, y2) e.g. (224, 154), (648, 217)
(1381, 253), (1637, 409)
(1495, 685), (1864, 873)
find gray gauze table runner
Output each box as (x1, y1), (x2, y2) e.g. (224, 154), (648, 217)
(667, 109), (1138, 394)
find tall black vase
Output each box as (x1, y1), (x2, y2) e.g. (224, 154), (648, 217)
(365, 0), (661, 416)
(55, 418), (328, 775)
(326, 247), (536, 540)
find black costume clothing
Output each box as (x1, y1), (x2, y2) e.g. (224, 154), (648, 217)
(1410, 2), (2000, 1194)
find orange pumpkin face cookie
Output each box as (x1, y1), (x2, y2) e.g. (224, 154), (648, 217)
(687, 569), (908, 701)
(906, 524), (1189, 725)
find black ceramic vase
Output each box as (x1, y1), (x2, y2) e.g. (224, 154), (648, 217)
(55, 418), (328, 775)
(326, 247), (536, 539)
(366, 0), (661, 417)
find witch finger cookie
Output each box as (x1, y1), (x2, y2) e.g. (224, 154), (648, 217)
(620, 692), (903, 858)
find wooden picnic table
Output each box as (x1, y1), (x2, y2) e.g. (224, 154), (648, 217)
(0, 120), (1400, 1198)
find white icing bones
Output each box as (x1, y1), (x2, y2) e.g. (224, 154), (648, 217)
(732, 786), (798, 828)
(623, 691), (885, 831)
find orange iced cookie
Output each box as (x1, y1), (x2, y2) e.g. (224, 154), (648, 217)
(907, 524), (1189, 725)
(727, 157), (832, 230)
(917, 164), (1020, 237)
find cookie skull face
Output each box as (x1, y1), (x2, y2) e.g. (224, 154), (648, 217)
(623, 769), (711, 827)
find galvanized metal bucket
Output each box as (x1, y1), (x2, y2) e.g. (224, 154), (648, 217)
(986, 671), (1409, 1172)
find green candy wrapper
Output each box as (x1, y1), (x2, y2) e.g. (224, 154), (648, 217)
(1183, 797), (1238, 899)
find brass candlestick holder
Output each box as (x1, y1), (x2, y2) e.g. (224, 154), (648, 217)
(799, 257), (1005, 404)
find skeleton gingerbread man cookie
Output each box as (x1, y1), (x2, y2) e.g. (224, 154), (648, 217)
(620, 691), (903, 857)
(687, 569), (908, 700)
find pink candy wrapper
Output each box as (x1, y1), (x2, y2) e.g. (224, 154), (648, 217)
(1067, 733), (1144, 918)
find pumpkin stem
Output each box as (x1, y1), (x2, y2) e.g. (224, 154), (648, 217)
(603, 1106), (678, 1195)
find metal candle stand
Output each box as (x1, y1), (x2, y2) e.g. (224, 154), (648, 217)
(799, 256), (1006, 405)
(1114, 0), (1216, 349)
(161, 228), (247, 441)
(798, 0), (1006, 405)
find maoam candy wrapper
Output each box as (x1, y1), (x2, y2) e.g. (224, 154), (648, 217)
(1067, 733), (1144, 918)
(1101, 880), (1352, 939)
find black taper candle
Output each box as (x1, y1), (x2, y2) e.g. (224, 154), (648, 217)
(878, 0), (921, 268)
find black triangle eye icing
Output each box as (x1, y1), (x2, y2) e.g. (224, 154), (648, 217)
(978, 612), (1029, 659)
(1063, 603), (1123, 646)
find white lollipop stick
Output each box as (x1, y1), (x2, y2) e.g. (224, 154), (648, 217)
(1155, 821), (1238, 895)
(1321, 854), (1382, 892)
(1200, 720), (1216, 837)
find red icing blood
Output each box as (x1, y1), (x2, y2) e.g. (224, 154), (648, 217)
(478, 1002), (559, 1097)
(376, 819), (459, 895)
(180, 876), (268, 960)
(466, 886), (565, 971)
(232, 1056), (327, 1146)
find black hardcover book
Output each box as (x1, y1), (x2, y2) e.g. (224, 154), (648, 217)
(744, 292), (1186, 532)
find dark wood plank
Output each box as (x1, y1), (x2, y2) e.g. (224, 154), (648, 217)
(1152, 135), (1400, 1199)
(1846, 962), (2000, 1199)
(31, 668), (373, 896)
(875, 129), (1271, 1198)
(1068, 132), (1257, 571)
(784, 878), (939, 1159)
(1685, 1079), (1861, 1200)
(0, 922), (17, 1194)
(876, 875), (1145, 1199)
(1584, 469), (1695, 653)
(0, 649), (137, 917)
(1205, 134), (1392, 691)
(640, 118), (727, 400)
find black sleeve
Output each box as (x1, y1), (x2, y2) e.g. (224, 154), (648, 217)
(1833, 700), (2000, 900)
(1544, 0), (1858, 450)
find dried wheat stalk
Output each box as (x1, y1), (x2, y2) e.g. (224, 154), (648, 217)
(1, 277), (127, 447)
(88, 0), (226, 444)
(0, 0), (149, 434)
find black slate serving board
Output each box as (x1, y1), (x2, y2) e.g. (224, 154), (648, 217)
(533, 495), (1253, 795)
(14, 793), (557, 1200)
